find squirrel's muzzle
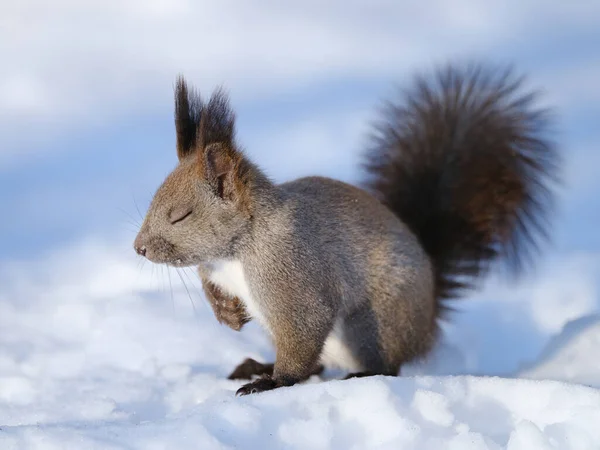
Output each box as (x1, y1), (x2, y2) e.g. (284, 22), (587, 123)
(133, 232), (179, 265)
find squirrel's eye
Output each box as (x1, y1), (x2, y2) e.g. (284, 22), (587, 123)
(169, 207), (193, 224)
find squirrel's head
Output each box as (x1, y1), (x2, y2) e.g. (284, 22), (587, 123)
(133, 78), (260, 267)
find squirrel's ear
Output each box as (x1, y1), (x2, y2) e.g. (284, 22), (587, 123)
(202, 143), (238, 201)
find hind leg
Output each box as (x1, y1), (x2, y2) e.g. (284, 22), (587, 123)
(228, 358), (324, 380)
(343, 371), (377, 380)
(228, 358), (274, 380)
(334, 304), (401, 377)
(343, 366), (402, 380)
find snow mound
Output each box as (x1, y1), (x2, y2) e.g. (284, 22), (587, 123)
(520, 314), (600, 388)
(1, 376), (600, 450)
(1, 238), (600, 449)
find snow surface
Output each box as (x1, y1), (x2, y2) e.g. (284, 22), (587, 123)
(520, 314), (600, 389)
(0, 238), (599, 449)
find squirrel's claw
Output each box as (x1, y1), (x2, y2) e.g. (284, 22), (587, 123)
(235, 375), (279, 396)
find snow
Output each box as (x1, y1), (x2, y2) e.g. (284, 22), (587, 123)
(0, 237), (599, 449)
(2, 376), (600, 450)
(520, 314), (600, 388)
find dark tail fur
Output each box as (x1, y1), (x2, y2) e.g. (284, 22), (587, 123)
(363, 63), (560, 310)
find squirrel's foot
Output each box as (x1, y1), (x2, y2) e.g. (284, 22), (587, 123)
(228, 358), (325, 381)
(233, 363), (326, 396)
(343, 371), (377, 380)
(235, 375), (281, 396)
(228, 358), (274, 380)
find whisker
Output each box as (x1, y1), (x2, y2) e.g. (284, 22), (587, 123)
(162, 266), (168, 300)
(133, 194), (144, 221)
(175, 268), (199, 320)
(134, 258), (146, 289)
(159, 265), (164, 295)
(123, 220), (141, 232)
(184, 266), (202, 285)
(119, 225), (141, 237)
(118, 207), (142, 228)
(167, 266), (175, 317)
(134, 256), (143, 278)
(182, 267), (204, 302)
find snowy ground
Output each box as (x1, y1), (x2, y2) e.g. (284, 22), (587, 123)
(1, 236), (599, 449)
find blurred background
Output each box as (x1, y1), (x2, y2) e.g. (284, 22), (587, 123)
(1, 0), (599, 383)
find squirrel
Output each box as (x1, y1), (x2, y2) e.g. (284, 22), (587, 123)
(133, 62), (559, 396)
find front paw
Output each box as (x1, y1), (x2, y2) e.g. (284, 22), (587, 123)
(203, 282), (250, 331)
(215, 296), (251, 331)
(235, 375), (279, 396)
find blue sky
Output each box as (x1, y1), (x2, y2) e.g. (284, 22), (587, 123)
(1, 0), (599, 282)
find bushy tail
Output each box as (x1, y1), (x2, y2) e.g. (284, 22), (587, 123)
(363, 63), (560, 309)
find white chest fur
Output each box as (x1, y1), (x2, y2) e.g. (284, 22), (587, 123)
(208, 261), (361, 372)
(207, 260), (267, 327)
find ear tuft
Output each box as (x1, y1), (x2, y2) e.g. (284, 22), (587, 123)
(175, 75), (202, 160)
(197, 88), (236, 150)
(174, 77), (237, 161)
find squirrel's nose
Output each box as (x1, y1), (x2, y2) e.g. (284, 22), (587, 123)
(133, 232), (149, 258)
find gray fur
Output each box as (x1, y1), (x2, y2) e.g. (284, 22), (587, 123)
(135, 160), (434, 386)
